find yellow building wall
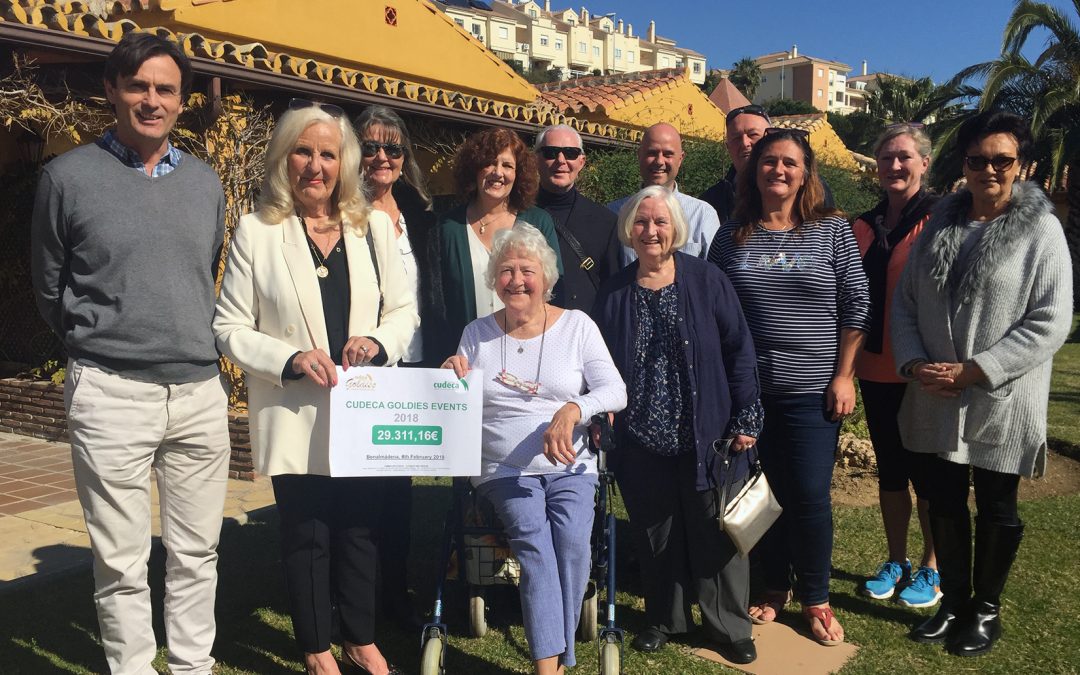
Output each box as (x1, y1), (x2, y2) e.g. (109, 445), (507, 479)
(149, 0), (538, 103)
(813, 120), (858, 170)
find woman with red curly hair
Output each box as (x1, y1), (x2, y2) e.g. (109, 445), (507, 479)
(435, 127), (563, 361)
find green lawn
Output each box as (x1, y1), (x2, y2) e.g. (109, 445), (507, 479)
(2, 317), (1078, 674)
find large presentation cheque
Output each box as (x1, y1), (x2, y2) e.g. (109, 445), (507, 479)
(329, 366), (483, 477)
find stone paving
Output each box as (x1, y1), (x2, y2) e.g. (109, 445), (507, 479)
(0, 432), (275, 591)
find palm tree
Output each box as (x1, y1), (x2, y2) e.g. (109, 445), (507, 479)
(729, 57), (762, 101)
(865, 75), (943, 124)
(947, 0), (1080, 306)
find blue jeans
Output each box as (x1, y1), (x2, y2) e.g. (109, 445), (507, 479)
(756, 392), (839, 606)
(476, 472), (598, 667)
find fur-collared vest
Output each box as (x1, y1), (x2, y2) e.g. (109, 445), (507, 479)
(890, 181), (1073, 477)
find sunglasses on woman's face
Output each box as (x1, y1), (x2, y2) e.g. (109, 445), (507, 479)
(764, 127), (811, 140)
(964, 155), (1016, 172)
(538, 146), (583, 161)
(361, 141), (405, 159)
(287, 98), (345, 119)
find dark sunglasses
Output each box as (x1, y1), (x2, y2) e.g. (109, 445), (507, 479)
(886, 121), (926, 130)
(288, 98), (345, 119)
(726, 104), (771, 124)
(361, 141), (405, 159)
(764, 127), (811, 140)
(964, 155), (1017, 172)
(538, 146), (583, 161)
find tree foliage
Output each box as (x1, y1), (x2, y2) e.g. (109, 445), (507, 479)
(762, 98), (819, 116)
(865, 75), (940, 123)
(829, 111), (886, 156)
(729, 57), (762, 100)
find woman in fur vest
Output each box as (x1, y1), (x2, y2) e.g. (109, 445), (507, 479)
(891, 110), (1073, 657)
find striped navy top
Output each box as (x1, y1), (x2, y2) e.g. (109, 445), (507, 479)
(707, 216), (871, 395)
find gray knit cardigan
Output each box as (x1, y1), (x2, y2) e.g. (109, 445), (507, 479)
(891, 181), (1073, 477)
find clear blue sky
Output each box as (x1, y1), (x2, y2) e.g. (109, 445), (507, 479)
(578, 0), (1075, 82)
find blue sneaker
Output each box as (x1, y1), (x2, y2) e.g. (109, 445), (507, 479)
(862, 559), (910, 599)
(898, 567), (943, 608)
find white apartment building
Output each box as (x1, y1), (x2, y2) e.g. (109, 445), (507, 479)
(438, 0), (707, 83)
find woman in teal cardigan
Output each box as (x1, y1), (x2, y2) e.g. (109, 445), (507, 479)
(435, 127), (563, 362)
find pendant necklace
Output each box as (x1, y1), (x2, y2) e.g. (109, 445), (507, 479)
(757, 221), (795, 266)
(497, 306), (547, 395)
(300, 216), (338, 278)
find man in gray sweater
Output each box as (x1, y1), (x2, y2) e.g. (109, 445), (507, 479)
(31, 33), (229, 675)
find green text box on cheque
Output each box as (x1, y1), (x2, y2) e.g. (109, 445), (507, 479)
(372, 425), (443, 445)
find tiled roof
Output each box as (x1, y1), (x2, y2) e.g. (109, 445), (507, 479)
(0, 0), (639, 142)
(708, 77), (751, 115)
(537, 67), (688, 115)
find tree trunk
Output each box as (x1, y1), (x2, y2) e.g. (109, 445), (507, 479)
(1067, 162), (1080, 311)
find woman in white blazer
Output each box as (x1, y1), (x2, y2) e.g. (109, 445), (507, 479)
(214, 100), (417, 675)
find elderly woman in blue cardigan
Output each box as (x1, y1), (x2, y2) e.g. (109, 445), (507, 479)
(592, 185), (763, 666)
(892, 111), (1073, 657)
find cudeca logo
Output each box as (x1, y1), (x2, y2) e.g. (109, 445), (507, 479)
(434, 377), (470, 392)
(345, 374), (377, 391)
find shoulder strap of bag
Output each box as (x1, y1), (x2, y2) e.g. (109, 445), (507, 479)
(365, 227), (384, 327)
(552, 220), (601, 290)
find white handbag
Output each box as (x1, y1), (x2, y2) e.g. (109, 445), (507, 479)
(715, 439), (782, 557)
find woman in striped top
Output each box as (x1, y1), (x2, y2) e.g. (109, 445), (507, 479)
(707, 128), (870, 646)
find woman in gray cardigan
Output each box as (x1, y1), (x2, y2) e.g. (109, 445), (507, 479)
(891, 111), (1073, 657)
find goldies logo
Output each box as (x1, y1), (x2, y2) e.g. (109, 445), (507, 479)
(345, 374), (377, 391)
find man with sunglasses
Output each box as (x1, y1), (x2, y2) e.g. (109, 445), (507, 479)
(608, 122), (722, 264)
(535, 124), (621, 311)
(31, 33), (230, 675)
(702, 104), (834, 223)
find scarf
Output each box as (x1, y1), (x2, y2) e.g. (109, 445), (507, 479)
(858, 189), (938, 353)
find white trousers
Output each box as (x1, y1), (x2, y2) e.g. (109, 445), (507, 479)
(65, 360), (230, 675)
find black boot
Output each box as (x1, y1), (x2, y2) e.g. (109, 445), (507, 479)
(910, 515), (971, 644)
(947, 519), (1024, 657)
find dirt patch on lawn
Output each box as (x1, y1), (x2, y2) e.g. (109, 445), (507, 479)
(831, 434), (1080, 508)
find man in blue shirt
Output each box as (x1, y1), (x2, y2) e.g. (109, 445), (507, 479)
(608, 123), (721, 264)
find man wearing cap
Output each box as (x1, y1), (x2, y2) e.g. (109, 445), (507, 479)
(607, 122), (721, 265)
(31, 32), (229, 675)
(535, 124), (621, 312)
(701, 104), (835, 224)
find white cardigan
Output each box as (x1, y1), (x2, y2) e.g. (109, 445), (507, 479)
(213, 210), (419, 476)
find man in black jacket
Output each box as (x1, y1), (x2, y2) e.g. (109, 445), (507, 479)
(701, 104), (834, 223)
(535, 124), (621, 311)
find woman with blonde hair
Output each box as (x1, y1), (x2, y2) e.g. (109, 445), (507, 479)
(853, 123), (941, 608)
(215, 99), (418, 675)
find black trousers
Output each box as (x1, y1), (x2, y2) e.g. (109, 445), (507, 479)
(377, 475), (413, 604)
(271, 474), (385, 653)
(859, 380), (936, 495)
(615, 443), (751, 642)
(926, 457), (1021, 526)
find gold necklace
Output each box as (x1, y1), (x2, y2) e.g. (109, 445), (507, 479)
(300, 216), (339, 278)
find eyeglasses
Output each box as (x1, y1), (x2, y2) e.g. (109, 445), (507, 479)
(361, 141), (405, 159)
(538, 146), (583, 161)
(495, 369), (540, 395)
(886, 121), (926, 130)
(726, 104), (771, 124)
(764, 127), (811, 140)
(964, 155), (1017, 172)
(288, 98), (345, 119)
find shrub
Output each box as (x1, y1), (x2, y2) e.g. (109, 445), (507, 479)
(578, 138), (881, 220)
